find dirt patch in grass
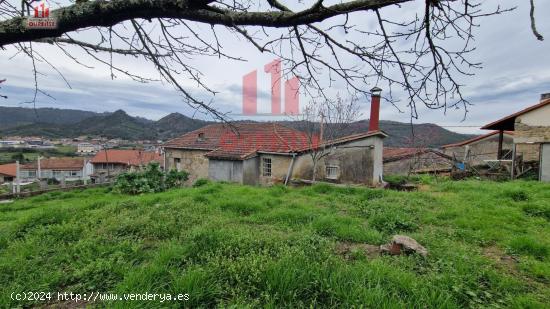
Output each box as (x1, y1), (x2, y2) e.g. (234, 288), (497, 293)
(418, 184), (431, 191)
(336, 241), (380, 260)
(38, 299), (90, 309)
(483, 246), (519, 273)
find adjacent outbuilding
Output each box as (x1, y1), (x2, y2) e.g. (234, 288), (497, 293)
(481, 93), (550, 181)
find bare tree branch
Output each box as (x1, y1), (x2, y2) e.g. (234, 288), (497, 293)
(0, 0), (538, 122)
(530, 0), (544, 41)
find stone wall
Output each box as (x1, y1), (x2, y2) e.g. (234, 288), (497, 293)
(164, 148), (210, 182)
(258, 154), (292, 186)
(513, 105), (550, 162)
(291, 136), (383, 186)
(92, 163), (128, 177)
(515, 142), (541, 162)
(514, 123), (550, 144)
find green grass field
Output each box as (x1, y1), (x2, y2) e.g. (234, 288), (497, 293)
(0, 179), (549, 308)
(0, 145), (77, 164)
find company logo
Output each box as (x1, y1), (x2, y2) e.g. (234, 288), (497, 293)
(243, 59), (300, 116)
(25, 1), (57, 29)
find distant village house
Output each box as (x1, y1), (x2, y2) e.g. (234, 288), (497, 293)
(0, 163), (16, 184)
(19, 158), (91, 182)
(90, 149), (163, 182)
(77, 142), (100, 154)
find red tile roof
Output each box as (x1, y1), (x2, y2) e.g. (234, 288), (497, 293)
(0, 163), (17, 177)
(441, 131), (514, 149)
(165, 123), (387, 160)
(481, 98), (550, 131)
(21, 158), (85, 171)
(165, 123), (315, 159)
(91, 150), (163, 166)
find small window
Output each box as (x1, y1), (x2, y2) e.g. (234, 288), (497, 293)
(174, 158), (181, 171)
(326, 165), (339, 179)
(197, 132), (205, 141)
(262, 158), (272, 177)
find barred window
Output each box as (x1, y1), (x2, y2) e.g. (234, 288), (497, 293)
(262, 158), (272, 177)
(325, 165), (339, 179)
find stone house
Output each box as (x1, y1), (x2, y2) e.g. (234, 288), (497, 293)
(0, 163), (16, 183)
(441, 131), (514, 166)
(20, 158), (89, 182)
(383, 148), (453, 176)
(163, 123), (386, 186)
(481, 93), (550, 181)
(90, 149), (163, 181)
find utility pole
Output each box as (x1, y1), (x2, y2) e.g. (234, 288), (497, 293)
(37, 156), (41, 180)
(15, 160), (20, 194)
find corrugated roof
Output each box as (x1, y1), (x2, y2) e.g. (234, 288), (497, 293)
(481, 99), (550, 131)
(383, 147), (451, 163)
(441, 131), (514, 149)
(0, 163), (17, 177)
(91, 150), (163, 166)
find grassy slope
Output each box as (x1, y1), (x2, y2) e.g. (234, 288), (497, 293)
(0, 180), (549, 308)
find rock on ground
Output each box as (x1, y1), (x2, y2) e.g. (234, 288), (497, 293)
(380, 235), (428, 257)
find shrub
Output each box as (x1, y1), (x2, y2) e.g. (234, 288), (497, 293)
(504, 189), (530, 202)
(166, 169), (190, 188)
(114, 162), (189, 195)
(193, 178), (210, 188)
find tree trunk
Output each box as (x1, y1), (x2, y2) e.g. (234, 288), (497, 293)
(312, 159), (317, 182)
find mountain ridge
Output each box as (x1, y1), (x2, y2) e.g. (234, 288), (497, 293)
(0, 106), (475, 147)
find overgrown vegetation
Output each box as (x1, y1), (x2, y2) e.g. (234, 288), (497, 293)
(114, 163), (188, 195)
(0, 179), (549, 308)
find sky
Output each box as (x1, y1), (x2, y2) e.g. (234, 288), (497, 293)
(0, 0), (549, 134)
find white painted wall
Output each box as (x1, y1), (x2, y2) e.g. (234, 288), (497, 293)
(517, 103), (550, 126)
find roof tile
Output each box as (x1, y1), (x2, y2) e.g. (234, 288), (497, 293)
(22, 158), (85, 170)
(0, 163), (17, 177)
(91, 150), (163, 166)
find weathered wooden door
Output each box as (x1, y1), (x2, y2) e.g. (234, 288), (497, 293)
(540, 143), (550, 182)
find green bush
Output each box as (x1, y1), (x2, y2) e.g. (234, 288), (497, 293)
(193, 178), (210, 187)
(114, 162), (189, 195)
(504, 189), (530, 202)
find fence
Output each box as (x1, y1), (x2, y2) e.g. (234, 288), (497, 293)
(0, 181), (112, 201)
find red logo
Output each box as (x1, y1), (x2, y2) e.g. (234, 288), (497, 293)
(26, 1), (57, 29)
(243, 59), (300, 116)
(34, 1), (49, 18)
